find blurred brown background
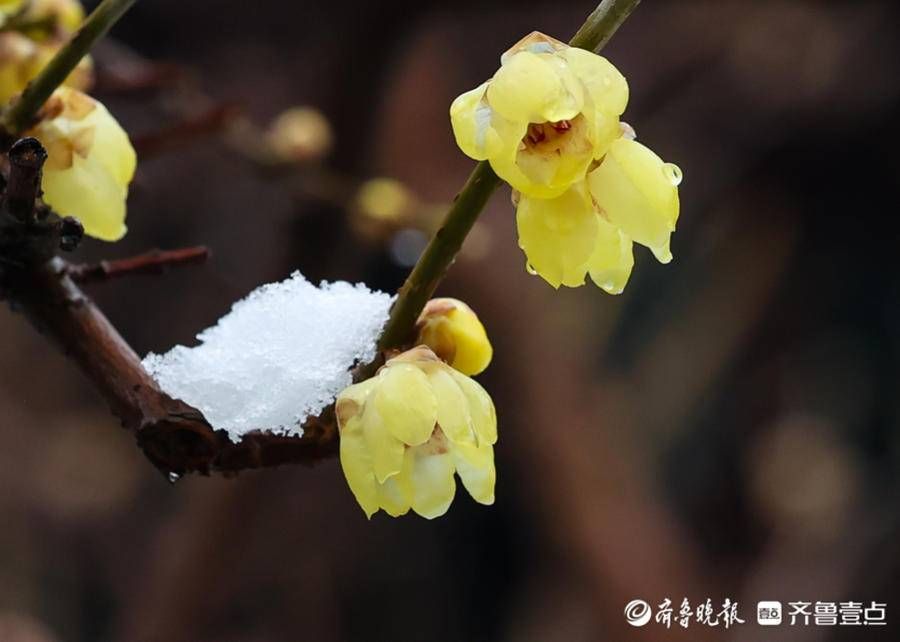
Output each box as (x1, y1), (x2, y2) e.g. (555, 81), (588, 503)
(2, 0), (900, 640)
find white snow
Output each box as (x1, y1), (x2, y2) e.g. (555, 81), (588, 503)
(143, 272), (393, 442)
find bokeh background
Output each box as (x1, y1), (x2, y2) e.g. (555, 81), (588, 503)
(2, 0), (900, 640)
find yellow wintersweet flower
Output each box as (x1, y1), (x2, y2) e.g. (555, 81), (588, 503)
(450, 31), (627, 199)
(20, 0), (84, 35)
(415, 298), (493, 376)
(336, 346), (497, 519)
(516, 138), (681, 291)
(26, 87), (137, 241)
(0, 0), (24, 25)
(0, 31), (93, 105)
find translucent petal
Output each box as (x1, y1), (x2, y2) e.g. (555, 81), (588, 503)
(428, 366), (476, 445)
(562, 48), (629, 116)
(515, 184), (599, 288)
(448, 369), (497, 445)
(335, 377), (377, 426)
(405, 447), (457, 519)
(490, 150), (570, 200)
(339, 417), (379, 518)
(487, 51), (580, 124)
(374, 363), (437, 447)
(41, 155), (127, 241)
(375, 472), (412, 517)
(452, 441), (496, 505)
(361, 402), (405, 484)
(588, 218), (634, 294)
(450, 80), (529, 164)
(83, 99), (137, 186)
(588, 138), (680, 263)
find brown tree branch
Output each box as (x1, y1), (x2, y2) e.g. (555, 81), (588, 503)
(68, 245), (211, 284)
(7, 256), (338, 476)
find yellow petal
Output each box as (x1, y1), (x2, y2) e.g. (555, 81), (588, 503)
(428, 366), (476, 445)
(588, 138), (681, 263)
(334, 377), (377, 427)
(487, 50), (580, 124)
(360, 402), (405, 484)
(448, 369), (497, 446)
(82, 97), (137, 186)
(588, 218), (634, 294)
(375, 472), (412, 517)
(561, 48), (629, 116)
(452, 441), (496, 505)
(405, 446), (456, 519)
(339, 417), (379, 518)
(41, 153), (128, 241)
(374, 363), (437, 447)
(515, 183), (599, 288)
(450, 82), (526, 162)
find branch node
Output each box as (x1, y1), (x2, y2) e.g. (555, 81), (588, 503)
(4, 137), (47, 222)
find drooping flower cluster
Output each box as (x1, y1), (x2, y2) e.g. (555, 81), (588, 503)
(336, 300), (496, 519)
(0, 0), (91, 104)
(450, 31), (682, 292)
(26, 87), (137, 240)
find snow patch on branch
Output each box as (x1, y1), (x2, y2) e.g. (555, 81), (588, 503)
(143, 272), (393, 442)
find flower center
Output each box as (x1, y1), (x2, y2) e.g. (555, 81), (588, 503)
(523, 119), (573, 151)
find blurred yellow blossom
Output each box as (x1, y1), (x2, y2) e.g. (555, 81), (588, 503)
(450, 31), (627, 199)
(20, 0), (84, 36)
(415, 298), (493, 375)
(0, 0), (24, 25)
(266, 106), (332, 163)
(336, 346), (497, 519)
(0, 31), (93, 105)
(26, 87), (136, 241)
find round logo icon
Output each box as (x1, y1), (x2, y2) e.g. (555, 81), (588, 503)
(624, 599), (652, 627)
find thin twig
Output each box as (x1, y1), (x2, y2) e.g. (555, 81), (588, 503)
(1, 0), (138, 134)
(132, 107), (239, 158)
(68, 246), (211, 284)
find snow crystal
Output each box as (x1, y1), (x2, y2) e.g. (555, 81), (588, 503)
(143, 272), (393, 442)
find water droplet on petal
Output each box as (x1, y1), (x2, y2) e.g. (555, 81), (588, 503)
(663, 163), (683, 187)
(526, 262), (538, 275)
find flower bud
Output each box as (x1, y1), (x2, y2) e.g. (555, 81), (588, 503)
(415, 298), (492, 375)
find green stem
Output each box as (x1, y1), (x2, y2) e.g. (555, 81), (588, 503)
(373, 0), (642, 357)
(376, 161), (501, 352)
(570, 0), (642, 52)
(1, 0), (137, 135)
